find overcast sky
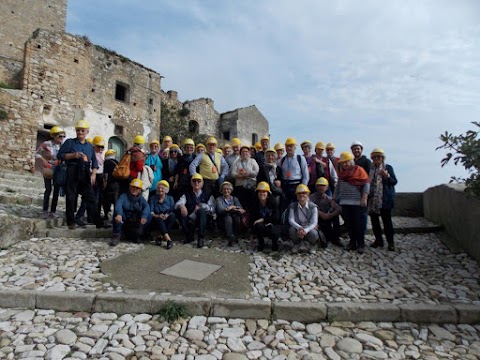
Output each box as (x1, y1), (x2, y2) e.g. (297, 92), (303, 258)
(66, 0), (480, 192)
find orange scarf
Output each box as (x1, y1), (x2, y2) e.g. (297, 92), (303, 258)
(338, 165), (369, 186)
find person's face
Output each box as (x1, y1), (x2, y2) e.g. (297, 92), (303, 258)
(157, 185), (167, 197)
(241, 148), (250, 160)
(170, 149), (178, 158)
(129, 186), (142, 197)
(296, 191), (309, 203)
(326, 148), (335, 157)
(221, 186), (232, 197)
(276, 149), (284, 159)
(316, 185), (327, 195)
(163, 150), (170, 159)
(191, 178), (203, 191)
(286, 144), (295, 156)
(341, 161), (353, 170)
(207, 143), (216, 153)
(250, 148), (256, 157)
(372, 154), (384, 166)
(197, 147), (205, 154)
(315, 148), (324, 157)
(76, 128), (88, 141)
(54, 133), (66, 144)
(94, 145), (104, 153)
(184, 144), (194, 155)
(351, 145), (363, 159)
(232, 145), (240, 155)
(150, 144), (160, 154)
(266, 152), (276, 164)
(261, 139), (269, 150)
(301, 145), (311, 156)
(257, 190), (268, 201)
(163, 140), (172, 149)
(223, 148), (232, 157)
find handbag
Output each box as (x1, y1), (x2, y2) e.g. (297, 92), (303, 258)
(42, 166), (54, 179)
(53, 162), (68, 186)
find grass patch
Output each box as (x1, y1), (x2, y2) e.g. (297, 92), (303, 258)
(0, 82), (15, 89)
(158, 301), (189, 323)
(0, 108), (7, 120)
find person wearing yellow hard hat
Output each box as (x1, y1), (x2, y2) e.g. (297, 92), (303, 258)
(102, 149), (119, 221)
(215, 181), (245, 246)
(231, 143), (260, 213)
(195, 143), (205, 154)
(75, 135), (106, 225)
(256, 148), (283, 212)
(300, 140), (319, 193)
(189, 136), (229, 199)
(150, 180), (176, 249)
(311, 141), (338, 195)
(255, 135), (270, 167)
(35, 125), (66, 219)
(174, 173), (214, 248)
(351, 140), (371, 174)
(251, 181), (281, 252)
(174, 138), (196, 200)
(310, 177), (342, 247)
(145, 139), (163, 200)
(287, 184), (319, 254)
(222, 143), (232, 157)
(273, 143), (285, 165)
(280, 137), (309, 207)
(160, 135), (173, 159)
(57, 119), (109, 230)
(162, 144), (180, 195)
(368, 148), (398, 252)
(226, 138), (241, 169)
(325, 142), (339, 171)
(332, 151), (370, 254)
(110, 178), (151, 246)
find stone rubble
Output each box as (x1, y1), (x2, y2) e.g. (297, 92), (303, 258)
(1, 308), (480, 359)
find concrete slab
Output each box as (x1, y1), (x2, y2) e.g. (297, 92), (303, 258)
(160, 260), (222, 281)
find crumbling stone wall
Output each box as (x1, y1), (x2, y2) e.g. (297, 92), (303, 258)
(0, 0), (66, 86)
(184, 98), (220, 137)
(221, 105), (269, 145)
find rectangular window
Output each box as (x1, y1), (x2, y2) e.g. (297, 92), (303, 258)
(115, 82), (130, 103)
(223, 131), (230, 141)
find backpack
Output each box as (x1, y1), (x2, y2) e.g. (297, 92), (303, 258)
(112, 153), (131, 180)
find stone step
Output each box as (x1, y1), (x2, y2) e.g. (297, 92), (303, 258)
(0, 171), (45, 187)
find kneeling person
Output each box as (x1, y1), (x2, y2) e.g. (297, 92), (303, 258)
(111, 179), (151, 246)
(175, 173), (215, 248)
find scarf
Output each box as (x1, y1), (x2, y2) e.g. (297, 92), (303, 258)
(368, 164), (384, 214)
(338, 165), (369, 186)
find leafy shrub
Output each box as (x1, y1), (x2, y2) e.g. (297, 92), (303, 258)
(158, 301), (189, 322)
(437, 121), (480, 197)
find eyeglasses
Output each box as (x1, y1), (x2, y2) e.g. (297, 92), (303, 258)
(192, 179), (202, 183)
(57, 135), (66, 138)
(98, 146), (104, 149)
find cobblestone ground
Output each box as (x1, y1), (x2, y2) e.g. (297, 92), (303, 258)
(1, 308), (479, 360)
(1, 230), (478, 305)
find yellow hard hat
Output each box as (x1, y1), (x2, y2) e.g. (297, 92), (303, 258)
(220, 181), (234, 191)
(133, 135), (145, 145)
(285, 137), (297, 146)
(105, 149), (116, 157)
(295, 184), (310, 194)
(183, 138), (195, 146)
(207, 136), (218, 145)
(300, 140), (312, 148)
(326, 142), (335, 150)
(339, 151), (354, 163)
(92, 136), (105, 147)
(315, 141), (325, 150)
(50, 126), (64, 136)
(223, 143), (231, 149)
(265, 148), (276, 154)
(149, 140), (160, 146)
(129, 178), (143, 189)
(274, 143), (285, 151)
(254, 142), (262, 151)
(191, 173), (204, 182)
(86, 138), (93, 144)
(316, 177), (329, 186)
(163, 135), (173, 143)
(371, 148), (385, 159)
(215, 148), (222, 154)
(157, 180), (170, 189)
(261, 135), (270, 142)
(196, 143), (205, 151)
(170, 144), (180, 151)
(256, 181), (271, 193)
(75, 119), (90, 129)
(240, 144), (251, 152)
(231, 138), (241, 146)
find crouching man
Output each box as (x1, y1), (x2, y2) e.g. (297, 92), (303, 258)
(110, 178), (151, 246)
(175, 173), (215, 249)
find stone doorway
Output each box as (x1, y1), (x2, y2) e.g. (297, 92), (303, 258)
(108, 136), (126, 160)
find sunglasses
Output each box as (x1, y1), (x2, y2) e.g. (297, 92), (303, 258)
(97, 146), (104, 149)
(57, 135), (66, 138)
(192, 179), (202, 183)
(372, 155), (383, 159)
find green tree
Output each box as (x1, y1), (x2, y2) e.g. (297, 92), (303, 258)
(160, 102), (209, 146)
(437, 121), (480, 197)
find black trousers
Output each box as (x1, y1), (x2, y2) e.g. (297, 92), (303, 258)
(370, 208), (394, 246)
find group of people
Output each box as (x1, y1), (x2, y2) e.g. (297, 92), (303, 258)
(37, 120), (398, 254)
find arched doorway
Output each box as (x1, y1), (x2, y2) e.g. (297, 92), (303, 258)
(108, 136), (126, 160)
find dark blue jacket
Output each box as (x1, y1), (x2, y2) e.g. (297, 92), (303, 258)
(57, 138), (98, 169)
(149, 194), (175, 215)
(115, 192), (150, 222)
(379, 164), (397, 209)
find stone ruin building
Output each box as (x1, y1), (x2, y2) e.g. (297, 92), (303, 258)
(0, 0), (269, 173)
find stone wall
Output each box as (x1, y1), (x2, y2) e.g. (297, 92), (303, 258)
(184, 98), (220, 137)
(423, 184), (480, 263)
(0, 0), (66, 85)
(220, 105), (269, 145)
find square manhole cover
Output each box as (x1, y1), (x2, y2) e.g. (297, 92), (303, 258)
(160, 260), (222, 281)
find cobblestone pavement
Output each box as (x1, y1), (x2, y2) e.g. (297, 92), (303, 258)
(0, 230), (479, 305)
(0, 308), (479, 360)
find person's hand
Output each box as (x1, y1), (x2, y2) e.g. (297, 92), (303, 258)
(173, 182), (178, 189)
(360, 196), (368, 208)
(115, 215), (122, 223)
(180, 205), (188, 217)
(380, 169), (389, 178)
(238, 208), (246, 214)
(297, 228), (306, 239)
(140, 218), (147, 225)
(90, 174), (96, 186)
(254, 219), (264, 225)
(42, 158), (50, 167)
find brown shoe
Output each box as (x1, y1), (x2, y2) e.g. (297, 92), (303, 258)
(68, 224), (76, 230)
